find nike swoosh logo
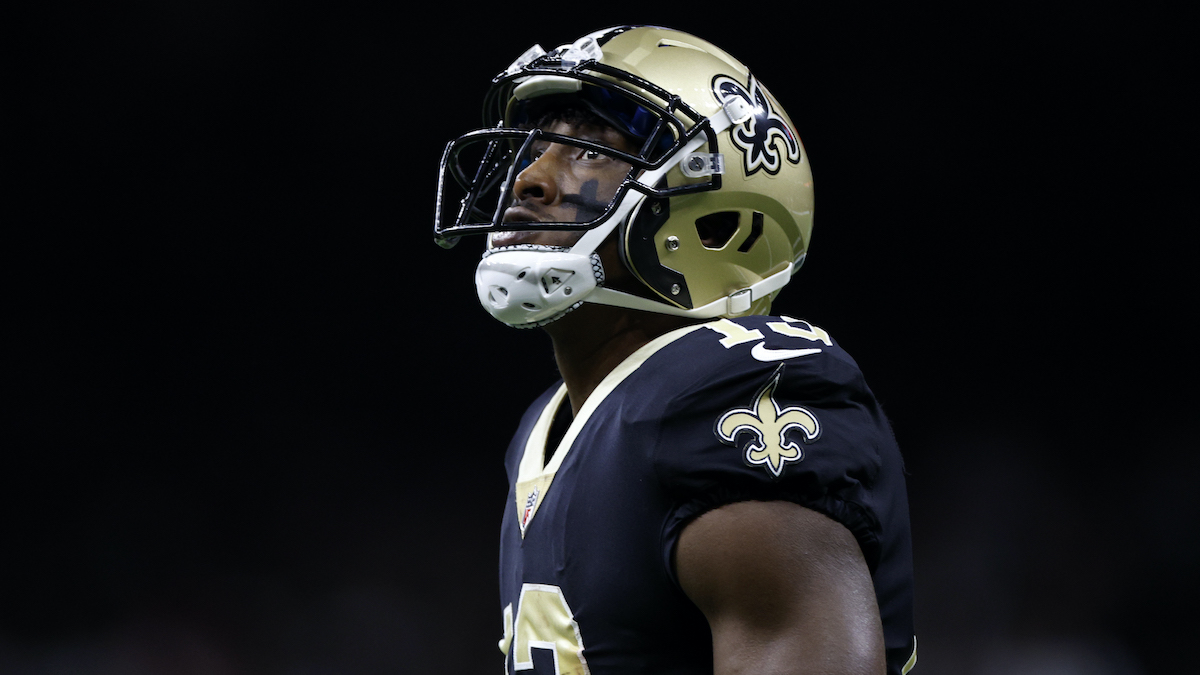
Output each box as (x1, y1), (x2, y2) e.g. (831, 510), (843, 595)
(751, 344), (822, 362)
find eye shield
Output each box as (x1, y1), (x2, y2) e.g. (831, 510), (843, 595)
(507, 88), (676, 160)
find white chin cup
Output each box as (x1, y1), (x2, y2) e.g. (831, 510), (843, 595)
(475, 247), (605, 328)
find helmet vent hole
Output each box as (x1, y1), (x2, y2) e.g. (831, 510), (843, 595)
(695, 212), (739, 250)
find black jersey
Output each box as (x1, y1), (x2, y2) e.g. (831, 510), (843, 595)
(496, 316), (916, 674)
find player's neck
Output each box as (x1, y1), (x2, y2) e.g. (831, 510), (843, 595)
(545, 304), (696, 417)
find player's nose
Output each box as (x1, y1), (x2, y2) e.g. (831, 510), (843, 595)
(512, 148), (561, 205)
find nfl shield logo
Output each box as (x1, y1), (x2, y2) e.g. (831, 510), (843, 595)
(520, 486), (540, 535)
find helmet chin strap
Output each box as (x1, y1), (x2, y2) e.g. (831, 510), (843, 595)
(478, 205), (794, 328)
(585, 262), (794, 319)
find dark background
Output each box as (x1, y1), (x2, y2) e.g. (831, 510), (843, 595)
(9, 3), (1193, 674)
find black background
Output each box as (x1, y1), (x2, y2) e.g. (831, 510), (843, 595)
(8, 4), (1194, 674)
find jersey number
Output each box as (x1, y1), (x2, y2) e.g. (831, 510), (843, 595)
(704, 316), (833, 348)
(499, 583), (589, 674)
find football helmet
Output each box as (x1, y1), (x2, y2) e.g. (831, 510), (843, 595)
(434, 25), (814, 328)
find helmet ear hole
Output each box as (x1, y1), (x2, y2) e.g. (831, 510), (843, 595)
(695, 212), (740, 250)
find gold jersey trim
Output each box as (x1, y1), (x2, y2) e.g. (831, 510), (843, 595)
(513, 322), (711, 537)
(902, 635), (917, 674)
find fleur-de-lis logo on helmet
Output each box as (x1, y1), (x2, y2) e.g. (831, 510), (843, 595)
(715, 365), (820, 477)
(712, 74), (801, 176)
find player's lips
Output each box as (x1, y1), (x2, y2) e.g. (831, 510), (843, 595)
(493, 205), (542, 248)
(493, 227), (576, 248)
(490, 230), (537, 248)
(502, 204), (544, 224)
(489, 229), (584, 249)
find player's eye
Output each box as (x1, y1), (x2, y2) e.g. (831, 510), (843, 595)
(526, 141), (549, 161)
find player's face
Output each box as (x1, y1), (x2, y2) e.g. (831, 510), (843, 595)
(490, 119), (635, 249)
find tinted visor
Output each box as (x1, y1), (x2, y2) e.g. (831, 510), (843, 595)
(508, 88), (675, 159)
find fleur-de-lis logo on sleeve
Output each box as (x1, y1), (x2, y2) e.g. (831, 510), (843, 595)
(715, 365), (820, 477)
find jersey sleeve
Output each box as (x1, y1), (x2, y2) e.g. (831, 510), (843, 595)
(647, 317), (902, 585)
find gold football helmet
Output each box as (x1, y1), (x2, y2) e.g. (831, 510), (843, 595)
(435, 25), (814, 327)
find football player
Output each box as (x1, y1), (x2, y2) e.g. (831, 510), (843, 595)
(434, 25), (916, 675)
